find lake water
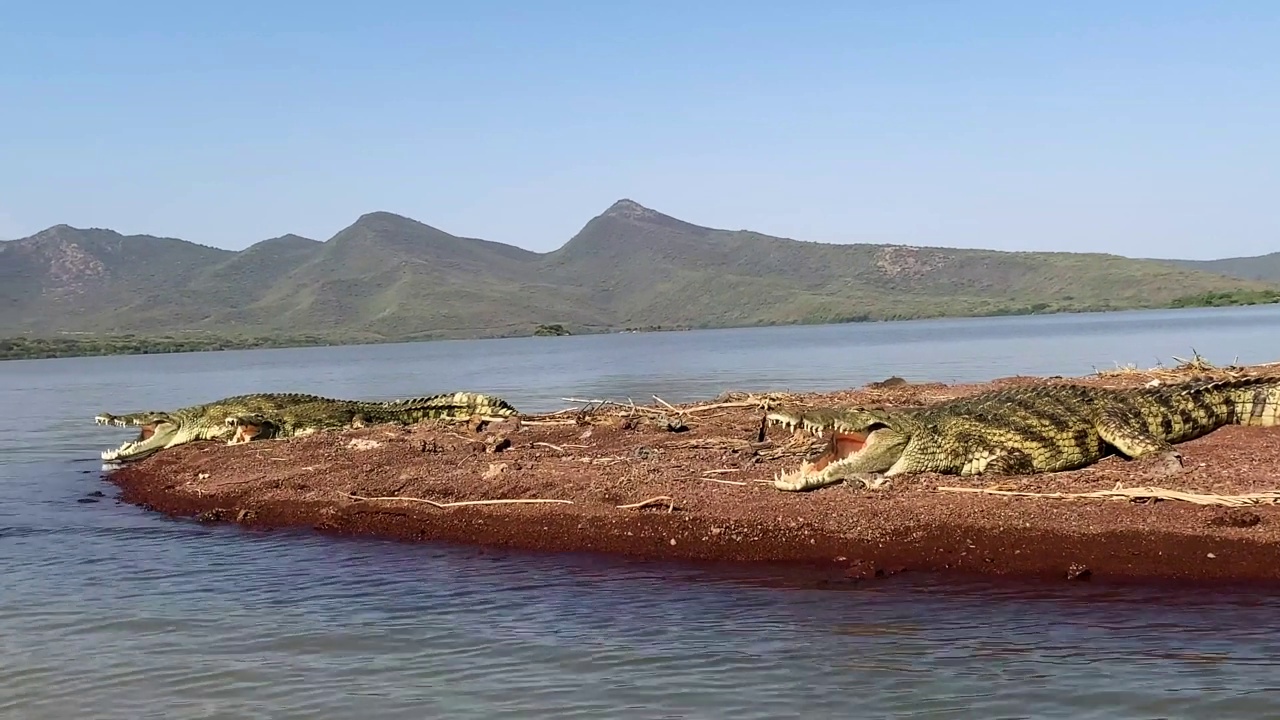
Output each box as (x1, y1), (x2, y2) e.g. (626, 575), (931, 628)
(3, 305), (1280, 718)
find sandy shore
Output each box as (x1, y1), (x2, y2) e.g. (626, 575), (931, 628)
(103, 364), (1280, 586)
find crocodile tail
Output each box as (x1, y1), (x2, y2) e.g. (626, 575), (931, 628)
(1159, 374), (1280, 428)
(1213, 375), (1280, 427)
(368, 391), (519, 421)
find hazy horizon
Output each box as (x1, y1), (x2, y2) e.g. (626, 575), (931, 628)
(3, 2), (1277, 260)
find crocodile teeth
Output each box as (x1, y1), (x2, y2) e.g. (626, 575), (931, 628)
(764, 415), (799, 430)
(100, 442), (138, 460)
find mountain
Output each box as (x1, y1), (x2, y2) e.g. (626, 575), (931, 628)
(1157, 252), (1280, 282)
(539, 200), (1280, 326)
(2, 200), (1277, 341)
(0, 225), (233, 333)
(201, 211), (609, 338)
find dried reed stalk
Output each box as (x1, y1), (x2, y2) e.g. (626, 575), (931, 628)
(617, 495), (676, 511)
(341, 491), (573, 508)
(934, 485), (1280, 507)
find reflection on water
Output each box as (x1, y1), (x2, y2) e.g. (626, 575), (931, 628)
(3, 305), (1280, 718)
(4, 527), (1278, 719)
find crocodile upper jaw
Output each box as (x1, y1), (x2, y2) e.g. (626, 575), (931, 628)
(97, 418), (186, 462)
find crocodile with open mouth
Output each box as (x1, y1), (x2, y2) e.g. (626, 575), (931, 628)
(95, 391), (518, 462)
(765, 375), (1280, 492)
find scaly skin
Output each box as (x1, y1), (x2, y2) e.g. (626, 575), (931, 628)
(95, 391), (518, 462)
(766, 375), (1280, 491)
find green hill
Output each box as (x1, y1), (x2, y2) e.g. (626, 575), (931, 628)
(1157, 252), (1280, 283)
(537, 200), (1280, 326)
(0, 225), (234, 333)
(2, 200), (1277, 352)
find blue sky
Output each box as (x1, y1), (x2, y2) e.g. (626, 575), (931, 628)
(2, 1), (1276, 259)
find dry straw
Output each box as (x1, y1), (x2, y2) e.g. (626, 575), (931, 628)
(935, 484), (1280, 507)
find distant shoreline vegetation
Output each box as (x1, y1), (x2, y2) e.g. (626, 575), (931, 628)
(4, 293), (1278, 361)
(0, 334), (340, 361)
(1168, 288), (1280, 309)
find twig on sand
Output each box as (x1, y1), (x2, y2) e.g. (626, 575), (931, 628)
(1091, 350), (1275, 384)
(935, 485), (1280, 507)
(699, 468), (748, 485)
(559, 397), (669, 416)
(444, 431), (481, 443)
(617, 495), (676, 512)
(681, 400), (766, 414)
(577, 456), (629, 466)
(666, 437), (761, 451)
(341, 492), (574, 508)
(663, 435), (820, 461)
(702, 478), (748, 486)
(190, 478), (263, 494)
(554, 395), (781, 419)
(652, 395), (681, 413)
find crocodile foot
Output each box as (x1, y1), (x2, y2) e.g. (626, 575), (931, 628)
(1150, 449), (1185, 477)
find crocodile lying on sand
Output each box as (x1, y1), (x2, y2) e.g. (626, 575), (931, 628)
(95, 391), (518, 462)
(766, 375), (1280, 492)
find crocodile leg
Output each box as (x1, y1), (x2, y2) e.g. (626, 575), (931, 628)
(1095, 406), (1184, 474)
(968, 447), (1036, 476)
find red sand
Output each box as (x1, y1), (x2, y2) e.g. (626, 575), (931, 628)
(104, 367), (1280, 586)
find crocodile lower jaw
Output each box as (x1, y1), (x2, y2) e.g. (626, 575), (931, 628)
(101, 444), (148, 461)
(772, 462), (889, 491)
(772, 461), (820, 490)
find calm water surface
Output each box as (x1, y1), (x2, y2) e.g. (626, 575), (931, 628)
(3, 306), (1280, 718)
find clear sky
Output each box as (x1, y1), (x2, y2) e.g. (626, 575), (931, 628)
(2, 1), (1276, 259)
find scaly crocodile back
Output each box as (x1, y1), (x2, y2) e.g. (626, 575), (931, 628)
(358, 391), (519, 422)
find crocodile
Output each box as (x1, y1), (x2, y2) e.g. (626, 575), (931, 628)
(95, 391), (518, 462)
(765, 375), (1280, 492)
